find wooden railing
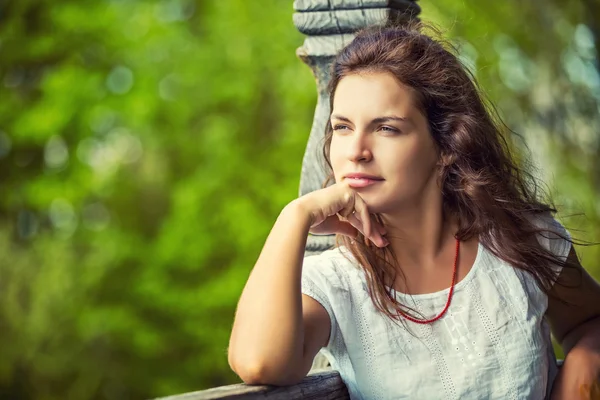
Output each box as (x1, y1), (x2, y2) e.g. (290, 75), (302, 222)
(156, 361), (564, 399)
(155, 369), (348, 400)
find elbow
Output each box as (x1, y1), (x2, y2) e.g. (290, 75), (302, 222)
(228, 352), (304, 386)
(228, 353), (262, 385)
(233, 364), (274, 386)
(243, 367), (305, 386)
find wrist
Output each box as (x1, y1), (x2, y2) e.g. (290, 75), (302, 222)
(282, 198), (314, 227)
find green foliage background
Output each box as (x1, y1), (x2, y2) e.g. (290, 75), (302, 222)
(0, 1), (598, 399)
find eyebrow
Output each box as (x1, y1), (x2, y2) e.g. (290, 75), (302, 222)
(330, 114), (408, 124)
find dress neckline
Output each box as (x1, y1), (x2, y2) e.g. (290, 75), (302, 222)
(386, 241), (484, 300)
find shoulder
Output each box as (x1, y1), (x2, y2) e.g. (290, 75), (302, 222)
(527, 210), (568, 232)
(527, 211), (571, 258)
(302, 246), (360, 291)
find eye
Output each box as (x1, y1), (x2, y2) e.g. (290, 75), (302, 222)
(332, 124), (350, 131)
(379, 125), (400, 134)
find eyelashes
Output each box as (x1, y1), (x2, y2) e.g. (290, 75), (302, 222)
(379, 126), (400, 133)
(331, 124), (401, 134)
(332, 124), (349, 131)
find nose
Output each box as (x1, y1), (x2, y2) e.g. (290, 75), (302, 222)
(347, 132), (373, 163)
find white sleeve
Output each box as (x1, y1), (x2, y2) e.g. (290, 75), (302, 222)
(532, 213), (572, 284)
(301, 253), (341, 349)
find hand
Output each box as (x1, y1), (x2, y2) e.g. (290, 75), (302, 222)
(551, 348), (600, 400)
(293, 182), (388, 248)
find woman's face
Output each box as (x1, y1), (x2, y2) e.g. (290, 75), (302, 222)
(330, 71), (440, 214)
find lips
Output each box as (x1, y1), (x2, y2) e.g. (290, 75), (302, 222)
(344, 173), (384, 188)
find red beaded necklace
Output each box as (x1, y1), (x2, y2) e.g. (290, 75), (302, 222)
(397, 238), (460, 324)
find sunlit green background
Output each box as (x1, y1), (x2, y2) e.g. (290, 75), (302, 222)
(1, 0), (599, 399)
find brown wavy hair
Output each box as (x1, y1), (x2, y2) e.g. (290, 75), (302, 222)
(322, 23), (578, 322)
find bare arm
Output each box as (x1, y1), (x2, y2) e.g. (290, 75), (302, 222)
(547, 247), (600, 399)
(546, 247), (600, 354)
(228, 201), (328, 385)
(228, 184), (387, 386)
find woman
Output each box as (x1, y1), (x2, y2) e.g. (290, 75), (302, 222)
(228, 23), (600, 399)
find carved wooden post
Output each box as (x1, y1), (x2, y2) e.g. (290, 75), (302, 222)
(294, 0), (421, 256)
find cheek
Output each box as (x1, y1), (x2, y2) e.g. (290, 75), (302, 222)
(406, 145), (439, 183)
(385, 140), (438, 181)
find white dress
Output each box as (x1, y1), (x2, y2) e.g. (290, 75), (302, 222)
(301, 215), (571, 399)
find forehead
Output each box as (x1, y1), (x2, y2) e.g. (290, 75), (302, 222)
(332, 71), (416, 117)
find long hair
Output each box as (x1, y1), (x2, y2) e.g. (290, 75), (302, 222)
(322, 23), (577, 322)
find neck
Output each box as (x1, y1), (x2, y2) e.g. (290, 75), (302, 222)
(380, 194), (456, 271)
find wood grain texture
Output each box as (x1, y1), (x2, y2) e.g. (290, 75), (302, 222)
(154, 370), (349, 400)
(293, 7), (419, 36)
(294, 0), (419, 12)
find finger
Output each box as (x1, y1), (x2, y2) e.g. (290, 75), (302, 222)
(310, 214), (358, 238)
(372, 214), (389, 237)
(375, 219), (387, 236)
(337, 195), (355, 219)
(346, 212), (365, 237)
(339, 189), (387, 247)
(347, 205), (388, 248)
(368, 214), (387, 245)
(348, 207), (384, 248)
(354, 197), (372, 240)
(349, 214), (387, 248)
(371, 214), (389, 247)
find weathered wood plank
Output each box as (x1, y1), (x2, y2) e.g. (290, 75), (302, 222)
(294, 0), (418, 12)
(154, 370), (349, 400)
(294, 5), (420, 36)
(294, 7), (419, 36)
